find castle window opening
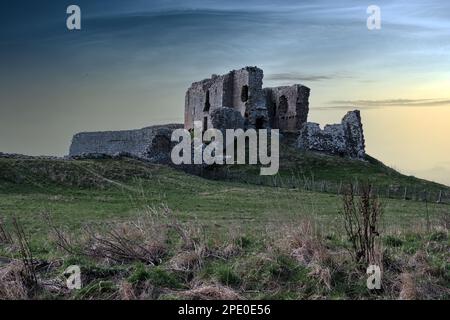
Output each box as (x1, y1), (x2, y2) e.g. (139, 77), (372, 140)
(204, 90), (211, 112)
(241, 85), (249, 102)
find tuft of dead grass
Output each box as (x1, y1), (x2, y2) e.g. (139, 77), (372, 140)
(118, 280), (137, 300)
(279, 220), (335, 291)
(179, 283), (242, 300)
(0, 260), (29, 299)
(399, 272), (417, 300)
(169, 248), (206, 272)
(407, 250), (431, 275)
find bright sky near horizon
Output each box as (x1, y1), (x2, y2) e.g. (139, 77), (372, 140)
(1, 0), (449, 185)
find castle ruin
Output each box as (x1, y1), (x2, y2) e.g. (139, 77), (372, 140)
(69, 66), (365, 161)
(184, 66), (310, 133)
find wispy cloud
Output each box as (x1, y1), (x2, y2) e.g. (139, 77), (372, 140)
(325, 98), (450, 109)
(314, 105), (373, 111)
(266, 72), (351, 82)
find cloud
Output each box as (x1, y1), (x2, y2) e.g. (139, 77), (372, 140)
(266, 72), (350, 82)
(325, 98), (450, 109)
(313, 105), (375, 111)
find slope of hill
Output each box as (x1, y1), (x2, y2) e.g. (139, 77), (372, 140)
(0, 147), (449, 201)
(0, 151), (448, 300)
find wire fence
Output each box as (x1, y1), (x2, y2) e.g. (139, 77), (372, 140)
(199, 168), (450, 204)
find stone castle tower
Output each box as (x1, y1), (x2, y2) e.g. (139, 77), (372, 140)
(184, 66), (310, 133)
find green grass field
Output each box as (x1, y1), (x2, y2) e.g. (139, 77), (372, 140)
(0, 151), (448, 299)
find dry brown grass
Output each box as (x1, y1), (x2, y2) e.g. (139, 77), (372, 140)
(179, 283), (242, 300)
(273, 219), (335, 291)
(0, 260), (29, 299)
(84, 222), (168, 265)
(46, 206), (174, 264)
(220, 243), (241, 259)
(169, 248), (206, 272)
(118, 280), (138, 300)
(2, 206), (448, 300)
(399, 272), (418, 300)
(407, 250), (431, 275)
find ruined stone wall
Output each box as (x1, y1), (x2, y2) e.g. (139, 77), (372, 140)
(242, 67), (268, 129)
(69, 124), (183, 162)
(185, 77), (224, 131)
(185, 74), (232, 131)
(296, 110), (365, 159)
(264, 85), (310, 132)
(184, 67), (268, 131)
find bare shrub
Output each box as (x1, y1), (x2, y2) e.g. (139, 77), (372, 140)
(340, 183), (383, 265)
(84, 222), (167, 265)
(44, 213), (78, 255)
(74, 205), (178, 264)
(12, 218), (38, 290)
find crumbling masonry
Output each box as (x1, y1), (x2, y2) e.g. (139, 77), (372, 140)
(184, 67), (310, 133)
(184, 66), (365, 159)
(69, 66), (366, 161)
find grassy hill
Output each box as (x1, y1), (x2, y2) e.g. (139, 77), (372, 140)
(0, 151), (448, 299)
(0, 151), (448, 239)
(205, 144), (449, 200)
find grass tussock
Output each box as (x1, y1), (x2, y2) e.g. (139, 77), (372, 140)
(178, 283), (242, 300)
(0, 203), (448, 300)
(0, 260), (29, 299)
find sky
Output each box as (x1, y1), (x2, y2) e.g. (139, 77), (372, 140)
(0, 0), (449, 185)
